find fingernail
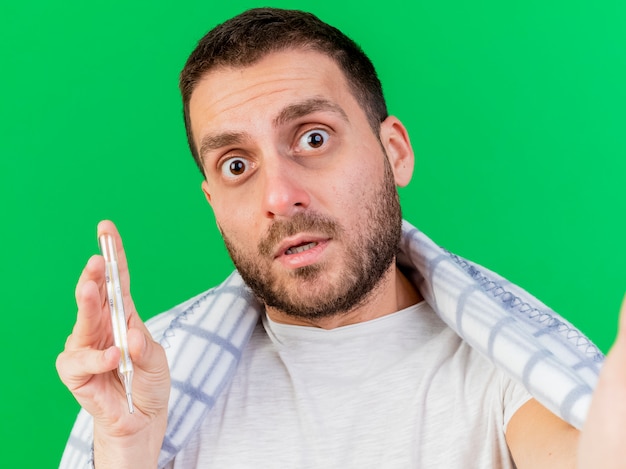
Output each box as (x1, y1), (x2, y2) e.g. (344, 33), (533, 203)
(104, 346), (117, 362)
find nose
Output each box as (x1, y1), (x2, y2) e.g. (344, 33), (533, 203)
(260, 161), (311, 219)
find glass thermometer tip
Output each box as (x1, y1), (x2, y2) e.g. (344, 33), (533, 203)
(121, 370), (135, 414)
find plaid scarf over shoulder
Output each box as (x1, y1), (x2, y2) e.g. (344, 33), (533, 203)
(60, 221), (603, 468)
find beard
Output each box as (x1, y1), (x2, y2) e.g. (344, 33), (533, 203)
(221, 157), (403, 321)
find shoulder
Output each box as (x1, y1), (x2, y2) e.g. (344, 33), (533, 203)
(145, 289), (216, 343)
(144, 271), (262, 346)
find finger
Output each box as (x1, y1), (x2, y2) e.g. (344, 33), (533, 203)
(70, 276), (111, 349)
(74, 255), (106, 307)
(56, 346), (120, 391)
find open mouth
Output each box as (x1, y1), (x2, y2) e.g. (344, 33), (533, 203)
(285, 241), (318, 255)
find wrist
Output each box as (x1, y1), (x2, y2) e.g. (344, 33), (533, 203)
(93, 414), (166, 469)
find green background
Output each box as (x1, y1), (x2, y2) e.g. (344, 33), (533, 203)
(1, 0), (624, 466)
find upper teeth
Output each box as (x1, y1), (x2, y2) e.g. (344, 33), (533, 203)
(286, 242), (317, 255)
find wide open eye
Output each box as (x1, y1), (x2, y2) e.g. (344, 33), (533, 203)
(298, 129), (330, 150)
(220, 157), (249, 179)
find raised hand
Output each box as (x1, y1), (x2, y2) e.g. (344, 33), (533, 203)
(56, 220), (170, 467)
(578, 295), (626, 469)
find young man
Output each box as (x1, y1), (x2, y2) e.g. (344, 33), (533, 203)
(57, 8), (626, 468)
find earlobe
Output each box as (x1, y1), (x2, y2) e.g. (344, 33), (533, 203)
(379, 116), (415, 187)
(201, 180), (213, 206)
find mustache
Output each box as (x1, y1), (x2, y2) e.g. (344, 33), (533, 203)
(258, 212), (341, 257)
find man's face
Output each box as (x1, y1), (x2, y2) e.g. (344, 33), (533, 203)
(189, 49), (411, 321)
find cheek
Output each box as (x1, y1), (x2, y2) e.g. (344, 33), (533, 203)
(334, 158), (382, 202)
(211, 188), (251, 223)
(325, 179), (368, 231)
(212, 200), (262, 247)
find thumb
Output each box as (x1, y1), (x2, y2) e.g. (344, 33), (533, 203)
(126, 327), (170, 415)
(127, 328), (167, 373)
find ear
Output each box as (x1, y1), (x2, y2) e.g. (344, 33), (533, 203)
(200, 180), (224, 235)
(201, 179), (213, 206)
(379, 116), (414, 187)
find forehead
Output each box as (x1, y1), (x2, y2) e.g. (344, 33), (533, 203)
(188, 49), (363, 140)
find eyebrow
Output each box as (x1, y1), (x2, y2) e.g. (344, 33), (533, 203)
(272, 97), (349, 127)
(198, 98), (349, 159)
(199, 131), (250, 159)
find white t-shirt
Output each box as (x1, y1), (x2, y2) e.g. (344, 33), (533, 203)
(167, 302), (531, 468)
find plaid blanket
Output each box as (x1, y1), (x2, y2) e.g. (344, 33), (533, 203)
(60, 220), (603, 468)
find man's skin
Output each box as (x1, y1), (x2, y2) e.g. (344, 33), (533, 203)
(191, 49), (419, 329)
(56, 47), (626, 468)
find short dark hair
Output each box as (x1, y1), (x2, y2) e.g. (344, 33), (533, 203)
(179, 8), (388, 175)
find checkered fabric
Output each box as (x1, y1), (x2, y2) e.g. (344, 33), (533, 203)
(59, 220), (603, 468)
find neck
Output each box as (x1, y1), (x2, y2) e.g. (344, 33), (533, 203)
(265, 263), (422, 329)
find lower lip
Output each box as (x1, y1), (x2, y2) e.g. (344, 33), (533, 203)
(277, 240), (330, 269)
